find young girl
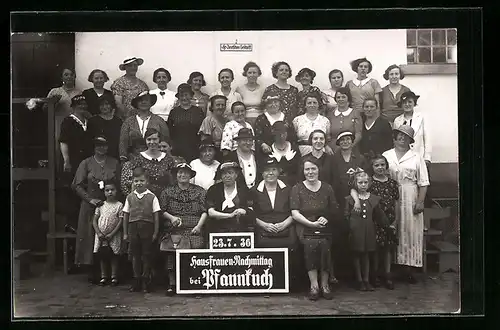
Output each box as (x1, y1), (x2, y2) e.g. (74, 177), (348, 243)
(92, 180), (123, 286)
(345, 170), (389, 291)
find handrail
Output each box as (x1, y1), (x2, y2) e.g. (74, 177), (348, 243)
(12, 97), (52, 104)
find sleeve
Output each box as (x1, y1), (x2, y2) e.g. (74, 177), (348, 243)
(94, 206), (101, 216)
(353, 110), (363, 137)
(58, 118), (71, 144)
(159, 189), (169, 211)
(117, 202), (124, 218)
(327, 184), (340, 219)
(119, 118), (130, 159)
(324, 117), (332, 142)
(289, 185), (301, 210)
(205, 185), (219, 210)
(71, 159), (91, 202)
(261, 86), (271, 105)
(120, 161), (133, 197)
(422, 117), (432, 162)
(372, 79), (383, 94)
(157, 117), (171, 144)
(198, 117), (212, 136)
(254, 116), (266, 148)
(220, 122), (233, 151)
(373, 201), (390, 227)
(382, 119), (394, 153)
(235, 92), (243, 102)
(197, 188), (208, 212)
(344, 196), (352, 220)
(122, 196), (130, 213)
(110, 79), (123, 96)
(152, 196), (161, 213)
(417, 155), (430, 187)
(392, 180), (400, 201)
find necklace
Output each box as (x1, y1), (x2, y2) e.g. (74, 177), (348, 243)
(94, 155), (106, 166)
(246, 83), (258, 91)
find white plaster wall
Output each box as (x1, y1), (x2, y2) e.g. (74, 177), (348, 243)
(74, 29), (457, 163)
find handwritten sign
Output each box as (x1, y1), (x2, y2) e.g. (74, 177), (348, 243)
(176, 248), (289, 294)
(209, 232), (254, 250)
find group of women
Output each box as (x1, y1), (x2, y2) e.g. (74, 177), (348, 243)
(46, 55), (432, 300)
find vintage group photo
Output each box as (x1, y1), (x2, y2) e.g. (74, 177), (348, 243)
(11, 28), (460, 317)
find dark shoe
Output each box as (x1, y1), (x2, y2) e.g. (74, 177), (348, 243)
(98, 278), (108, 286)
(308, 287), (320, 301)
(329, 277), (339, 286)
(355, 281), (365, 291)
(385, 279), (395, 290)
(322, 286), (333, 300)
(110, 277), (118, 287)
(165, 286), (175, 296)
(129, 278), (141, 292)
(364, 281), (375, 291)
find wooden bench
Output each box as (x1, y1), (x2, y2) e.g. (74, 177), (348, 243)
(14, 249), (30, 281)
(429, 240), (459, 273)
(46, 232), (77, 275)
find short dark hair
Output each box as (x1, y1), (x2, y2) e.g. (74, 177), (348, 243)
(334, 87), (353, 104)
(97, 96), (117, 109)
(383, 64), (405, 80)
(209, 95), (228, 111)
(350, 57), (373, 74)
(362, 97), (379, 109)
(242, 61), (262, 76)
(132, 166), (148, 179)
(302, 91), (323, 108)
(103, 179), (118, 189)
(328, 69), (344, 82)
(308, 129), (326, 145)
(368, 154), (389, 176)
(231, 101), (246, 113)
(62, 68), (76, 78)
(144, 127), (161, 140)
(87, 69), (109, 83)
(187, 71), (206, 86)
(295, 67), (316, 84)
(301, 155), (321, 170)
(218, 68), (234, 80)
(153, 68), (172, 83)
(271, 61), (292, 79)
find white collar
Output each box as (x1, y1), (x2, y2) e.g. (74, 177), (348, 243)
(133, 189), (153, 199)
(217, 88), (236, 96)
(352, 77), (370, 87)
(264, 111), (284, 125)
(70, 114), (87, 131)
(140, 151), (166, 161)
(256, 179), (286, 192)
(334, 107), (353, 117)
(222, 182), (238, 210)
(136, 114), (151, 121)
(270, 142), (296, 161)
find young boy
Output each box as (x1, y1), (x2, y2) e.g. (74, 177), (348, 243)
(122, 167), (160, 293)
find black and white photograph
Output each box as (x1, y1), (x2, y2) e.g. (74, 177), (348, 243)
(11, 11), (466, 318)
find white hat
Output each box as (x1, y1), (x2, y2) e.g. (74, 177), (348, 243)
(119, 56), (144, 71)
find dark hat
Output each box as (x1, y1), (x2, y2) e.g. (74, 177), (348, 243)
(70, 94), (87, 107)
(93, 135), (109, 146)
(271, 121), (288, 135)
(336, 130), (355, 146)
(171, 162), (197, 178)
(234, 128), (255, 140)
(262, 93), (282, 105)
(175, 83), (194, 98)
(199, 136), (217, 150)
(393, 125), (415, 143)
(119, 56), (144, 70)
(131, 91), (157, 109)
(261, 156), (281, 171)
(214, 161), (242, 180)
(397, 91), (420, 108)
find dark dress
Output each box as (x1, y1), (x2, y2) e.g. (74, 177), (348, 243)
(82, 88), (115, 116)
(58, 115), (93, 175)
(344, 195), (389, 252)
(359, 117), (393, 158)
(290, 182), (339, 272)
(257, 142), (301, 187)
(205, 182), (255, 233)
(299, 152), (334, 185)
(261, 84), (299, 118)
(330, 151), (368, 210)
(369, 178), (399, 248)
(167, 105), (205, 163)
(253, 113), (297, 156)
(87, 115), (123, 160)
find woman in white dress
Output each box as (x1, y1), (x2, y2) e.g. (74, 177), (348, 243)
(210, 68), (243, 120)
(149, 68), (177, 122)
(382, 125), (429, 284)
(190, 137), (221, 190)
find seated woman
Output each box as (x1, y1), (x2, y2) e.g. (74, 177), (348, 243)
(225, 128), (258, 190)
(250, 157), (300, 292)
(159, 163), (207, 296)
(199, 95), (228, 162)
(206, 161), (255, 233)
(220, 102), (255, 156)
(175, 71), (210, 115)
(189, 137), (221, 190)
(299, 130), (334, 185)
(290, 156), (339, 301)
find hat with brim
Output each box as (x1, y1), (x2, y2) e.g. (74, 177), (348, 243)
(271, 121), (288, 135)
(397, 91), (420, 108)
(214, 161), (242, 180)
(393, 125), (415, 143)
(70, 94), (87, 107)
(175, 83), (194, 98)
(234, 128), (255, 140)
(93, 135), (109, 146)
(336, 130), (355, 146)
(119, 56), (144, 71)
(131, 91), (157, 109)
(263, 95), (283, 106)
(199, 136), (217, 150)
(171, 163), (197, 178)
(261, 156), (282, 171)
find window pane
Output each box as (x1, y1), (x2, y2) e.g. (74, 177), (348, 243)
(432, 30), (446, 45)
(433, 47), (447, 63)
(407, 48), (416, 63)
(418, 47), (431, 63)
(447, 29), (457, 45)
(407, 29), (417, 46)
(447, 46), (457, 63)
(417, 30), (431, 46)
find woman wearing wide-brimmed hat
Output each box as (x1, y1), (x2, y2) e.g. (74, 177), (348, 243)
(205, 161), (255, 233)
(379, 65), (411, 125)
(225, 128), (259, 190)
(382, 125), (429, 284)
(118, 91), (170, 162)
(110, 56), (149, 119)
(167, 83), (205, 163)
(345, 57), (383, 115)
(189, 137), (221, 190)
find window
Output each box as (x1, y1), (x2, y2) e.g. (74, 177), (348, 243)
(403, 28), (457, 75)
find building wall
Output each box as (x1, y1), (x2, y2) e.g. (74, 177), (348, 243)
(74, 30), (458, 165)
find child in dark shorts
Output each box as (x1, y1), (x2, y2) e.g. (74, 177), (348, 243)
(123, 167), (160, 293)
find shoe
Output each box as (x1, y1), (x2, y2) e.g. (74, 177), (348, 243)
(129, 278), (141, 292)
(98, 278), (108, 286)
(385, 279), (395, 290)
(308, 287), (320, 301)
(143, 277), (152, 293)
(329, 277), (339, 285)
(322, 286), (333, 300)
(364, 281), (375, 291)
(110, 277), (118, 287)
(165, 286), (175, 296)
(355, 281), (365, 291)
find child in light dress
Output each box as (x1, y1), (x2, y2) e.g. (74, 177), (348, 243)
(92, 180), (123, 286)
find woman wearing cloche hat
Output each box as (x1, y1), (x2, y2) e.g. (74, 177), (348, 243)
(110, 56), (149, 119)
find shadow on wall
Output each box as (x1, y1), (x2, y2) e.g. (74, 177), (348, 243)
(429, 163), (459, 199)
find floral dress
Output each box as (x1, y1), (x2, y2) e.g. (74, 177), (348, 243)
(93, 201), (123, 254)
(292, 114), (331, 156)
(110, 75), (149, 118)
(261, 84), (299, 118)
(369, 178), (400, 248)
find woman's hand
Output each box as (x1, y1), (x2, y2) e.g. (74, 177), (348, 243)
(123, 233), (129, 241)
(325, 145), (334, 155)
(261, 143), (272, 154)
(63, 161), (72, 172)
(191, 225), (202, 235)
(89, 199), (102, 207)
(233, 208), (247, 217)
(413, 201), (425, 215)
(97, 231), (105, 240)
(353, 201), (362, 214)
(171, 216), (183, 227)
(317, 216), (329, 226)
(264, 223), (278, 233)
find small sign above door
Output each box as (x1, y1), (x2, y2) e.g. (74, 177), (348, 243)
(220, 40), (253, 52)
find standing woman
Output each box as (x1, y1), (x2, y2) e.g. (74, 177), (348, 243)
(87, 98), (123, 160)
(358, 98), (393, 158)
(189, 137), (221, 190)
(382, 126), (429, 283)
(226, 128), (259, 190)
(236, 61), (266, 126)
(119, 91), (170, 163)
(293, 92), (333, 157)
(167, 83), (205, 163)
(199, 95), (228, 161)
(261, 61), (299, 118)
(111, 56), (149, 119)
(72, 136), (120, 283)
(210, 68), (243, 119)
(149, 68), (177, 122)
(322, 69), (344, 115)
(220, 102), (255, 156)
(82, 69), (115, 116)
(184, 71), (210, 115)
(298, 130), (334, 185)
(345, 57), (383, 115)
(380, 65), (411, 125)
(295, 68), (329, 116)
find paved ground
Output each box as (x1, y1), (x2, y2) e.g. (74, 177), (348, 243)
(13, 271), (459, 318)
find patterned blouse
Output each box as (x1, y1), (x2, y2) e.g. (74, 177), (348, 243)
(261, 84), (299, 118)
(292, 114), (331, 156)
(110, 75), (149, 118)
(220, 120), (255, 152)
(175, 92), (210, 116)
(159, 184), (207, 230)
(198, 115), (227, 149)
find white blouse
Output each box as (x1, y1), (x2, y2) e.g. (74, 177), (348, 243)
(149, 88), (177, 122)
